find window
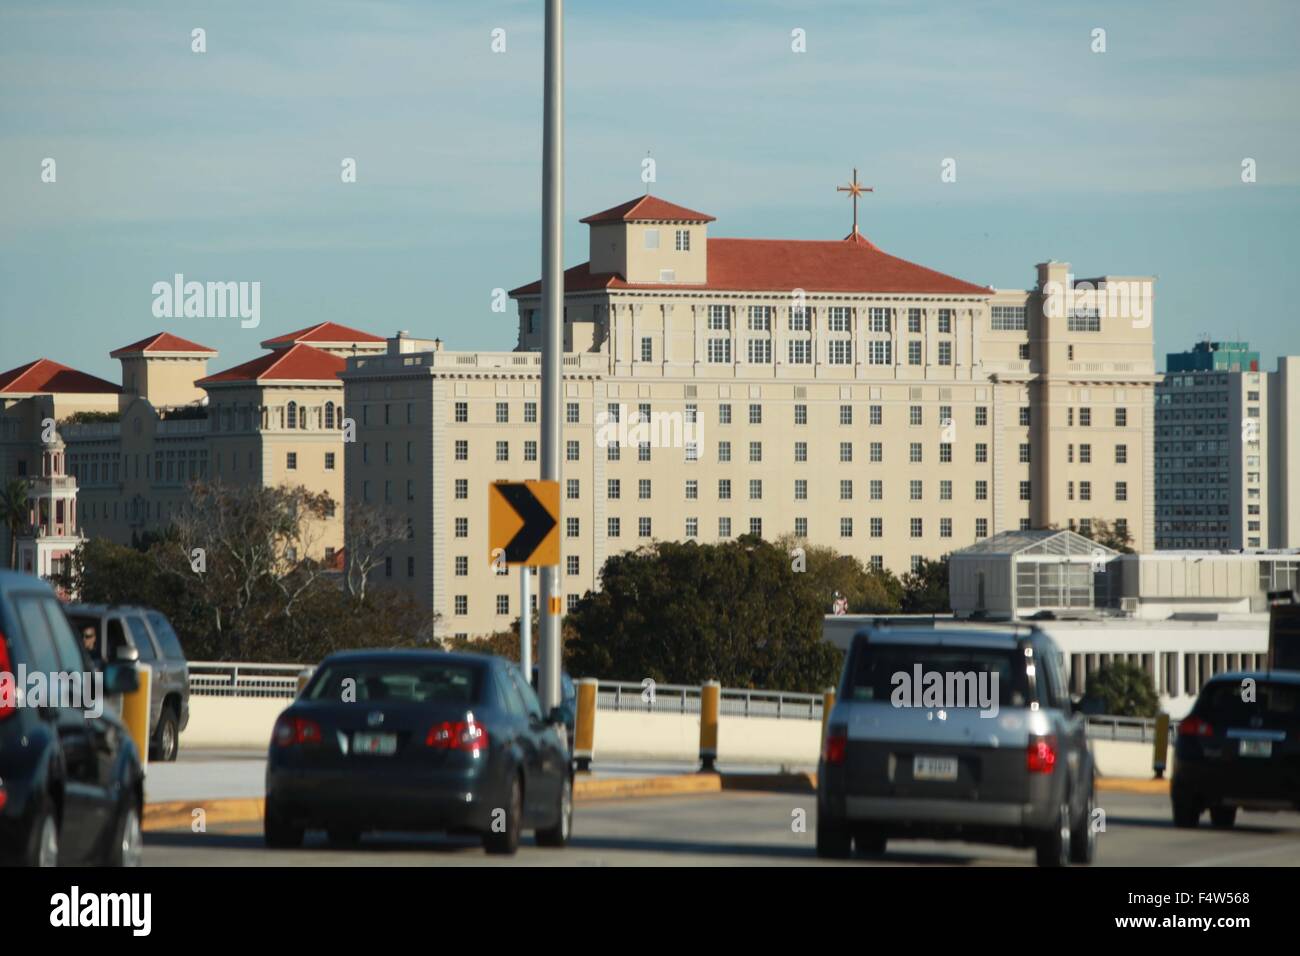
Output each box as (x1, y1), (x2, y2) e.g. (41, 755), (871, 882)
(870, 479), (883, 500)
(749, 518), (762, 537)
(566, 517), (580, 538)
(840, 442), (853, 463)
(608, 478), (621, 500)
(908, 308), (922, 333)
(1019, 443), (1031, 464)
(455, 402), (468, 423)
(1080, 444), (1091, 464)
(567, 439), (580, 462)
(608, 517), (620, 538)
(747, 306), (772, 331)
(975, 443), (988, 463)
(747, 339), (772, 364)
(870, 442), (882, 463)
(868, 307), (890, 332)
(638, 442), (650, 462)
(325, 402), (336, 429)
(840, 518), (854, 538)
(525, 440), (538, 462)
(1080, 407), (1091, 427)
(940, 479), (952, 500)
(990, 305), (1027, 330)
(1116, 481), (1128, 501)
(909, 479), (922, 501)
(719, 403), (732, 425)
(641, 337), (653, 362)
(749, 479), (763, 500)
(937, 309), (953, 333)
(719, 479), (732, 500)
(496, 594), (510, 616)
(455, 440), (468, 461)
(708, 339), (732, 363)
(675, 229), (690, 251)
(939, 443), (952, 463)
(827, 307), (851, 332)
(1115, 407), (1127, 427)
(567, 402), (579, 424)
(685, 517), (698, 538)
(1115, 444), (1127, 464)
(567, 478), (580, 500)
(794, 479), (808, 500)
(828, 340), (852, 365)
(1019, 406), (1031, 427)
(975, 406), (988, 427)
(976, 518), (988, 538)
(908, 341), (922, 365)
(940, 518), (952, 539)
(639, 478), (651, 500)
(840, 404), (853, 426)
(868, 341), (890, 365)
(567, 555), (580, 576)
(871, 517), (883, 538)
(910, 517), (923, 538)
(639, 517), (652, 538)
(496, 402), (509, 423)
(749, 441), (762, 463)
(286, 402), (297, 429)
(455, 517), (468, 538)
(748, 403), (762, 424)
(794, 441), (807, 462)
(454, 596), (467, 616)
(524, 402), (537, 423)
(794, 517), (808, 537)
(719, 517), (732, 537)
(938, 341), (952, 366)
(909, 405), (923, 426)
(909, 443), (922, 463)
(708, 305), (730, 330)
(870, 405), (882, 426)
(1068, 309), (1101, 332)
(794, 404), (807, 425)
(840, 479), (853, 500)
(455, 556), (468, 576)
(1019, 343), (1031, 360)
(286, 452), (297, 470)
(496, 440), (509, 462)
(789, 304), (809, 332)
(1019, 480), (1032, 501)
(718, 441), (731, 463)
(685, 479), (698, 500)
(1079, 481), (1091, 501)
(788, 340), (812, 364)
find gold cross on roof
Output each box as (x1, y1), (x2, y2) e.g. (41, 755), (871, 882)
(837, 168), (874, 237)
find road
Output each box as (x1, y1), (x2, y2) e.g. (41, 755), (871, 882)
(143, 790), (1300, 867)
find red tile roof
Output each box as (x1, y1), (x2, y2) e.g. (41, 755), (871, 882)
(110, 332), (217, 357)
(0, 358), (122, 395)
(196, 344), (345, 386)
(580, 195), (716, 224)
(260, 322), (385, 349)
(510, 236), (991, 297)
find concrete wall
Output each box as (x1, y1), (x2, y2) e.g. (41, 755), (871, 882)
(180, 697), (1164, 777)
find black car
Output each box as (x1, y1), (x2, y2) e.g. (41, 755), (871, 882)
(264, 650), (573, 854)
(0, 571), (145, 866)
(1172, 671), (1300, 828)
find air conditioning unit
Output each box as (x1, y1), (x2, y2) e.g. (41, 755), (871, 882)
(1119, 597), (1139, 615)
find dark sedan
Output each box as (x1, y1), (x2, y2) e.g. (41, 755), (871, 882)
(264, 650), (573, 854)
(1172, 671), (1300, 828)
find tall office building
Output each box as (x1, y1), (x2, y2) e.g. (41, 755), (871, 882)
(342, 191), (1159, 639)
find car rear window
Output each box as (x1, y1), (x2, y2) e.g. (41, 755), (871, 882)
(846, 642), (1029, 708)
(306, 660), (485, 705)
(1199, 681), (1300, 726)
(145, 612), (187, 661)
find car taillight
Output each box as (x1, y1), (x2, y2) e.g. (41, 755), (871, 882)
(1027, 735), (1058, 774)
(1178, 715), (1214, 738)
(273, 716), (322, 747)
(822, 726), (847, 766)
(425, 720), (489, 753)
(0, 630), (15, 722)
(0, 783), (7, 812)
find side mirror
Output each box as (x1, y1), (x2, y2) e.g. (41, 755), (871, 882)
(115, 645), (140, 664)
(104, 662), (140, 696)
(547, 706), (566, 726)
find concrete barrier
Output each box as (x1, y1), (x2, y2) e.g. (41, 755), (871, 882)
(182, 696), (286, 749)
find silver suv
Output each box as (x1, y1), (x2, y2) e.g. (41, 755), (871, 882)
(817, 626), (1096, 866)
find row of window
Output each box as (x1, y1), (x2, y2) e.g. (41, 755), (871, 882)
(705, 304), (962, 334)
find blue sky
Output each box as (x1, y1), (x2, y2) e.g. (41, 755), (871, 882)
(2, 0), (1298, 381)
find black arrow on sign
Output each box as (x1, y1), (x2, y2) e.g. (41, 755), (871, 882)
(497, 483), (557, 563)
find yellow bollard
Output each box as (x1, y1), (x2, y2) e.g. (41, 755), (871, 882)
(699, 680), (721, 773)
(1153, 712), (1171, 778)
(573, 678), (598, 772)
(121, 663), (152, 770)
(821, 687), (837, 742)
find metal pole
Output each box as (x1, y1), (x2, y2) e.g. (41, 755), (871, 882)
(537, 0), (564, 714)
(519, 567), (532, 677)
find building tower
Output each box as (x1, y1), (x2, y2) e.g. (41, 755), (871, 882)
(16, 429), (83, 594)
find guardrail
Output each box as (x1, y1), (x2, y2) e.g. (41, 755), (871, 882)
(188, 662), (306, 698)
(1084, 714), (1174, 743)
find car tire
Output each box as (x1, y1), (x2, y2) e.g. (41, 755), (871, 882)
(264, 801), (304, 849)
(326, 827), (362, 847)
(483, 775), (522, 855)
(23, 805), (60, 867)
(151, 707), (179, 763)
(815, 812), (852, 860)
(1209, 806), (1238, 829)
(1035, 802), (1071, 867)
(536, 774), (572, 848)
(853, 827), (887, 857)
(106, 800), (144, 867)
(1172, 794), (1201, 829)
(1069, 781), (1097, 865)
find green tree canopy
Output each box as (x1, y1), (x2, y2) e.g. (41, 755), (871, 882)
(1084, 661), (1159, 717)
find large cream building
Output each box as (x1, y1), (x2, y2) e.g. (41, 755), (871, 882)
(342, 193), (1160, 639)
(0, 322), (386, 567)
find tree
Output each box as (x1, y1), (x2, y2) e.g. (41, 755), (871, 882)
(776, 535), (901, 613)
(1084, 661), (1159, 717)
(1088, 518), (1134, 554)
(0, 478), (31, 569)
(901, 555), (950, 613)
(565, 536), (842, 692)
(344, 502), (409, 601)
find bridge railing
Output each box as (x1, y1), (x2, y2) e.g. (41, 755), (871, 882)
(188, 662), (306, 698)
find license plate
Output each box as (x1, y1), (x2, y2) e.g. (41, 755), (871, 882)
(913, 755), (959, 782)
(1239, 739), (1272, 758)
(353, 732), (397, 756)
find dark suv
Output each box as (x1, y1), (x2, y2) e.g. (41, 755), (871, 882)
(1172, 671), (1300, 828)
(0, 571), (145, 865)
(818, 626), (1097, 866)
(65, 605), (189, 761)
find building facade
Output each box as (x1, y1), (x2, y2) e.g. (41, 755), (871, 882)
(343, 194), (1159, 639)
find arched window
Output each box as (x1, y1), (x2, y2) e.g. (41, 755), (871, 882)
(286, 402), (297, 429)
(324, 401), (335, 430)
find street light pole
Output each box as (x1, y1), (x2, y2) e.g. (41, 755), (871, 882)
(537, 0), (564, 714)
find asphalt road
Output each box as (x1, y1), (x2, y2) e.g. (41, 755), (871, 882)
(143, 790), (1300, 867)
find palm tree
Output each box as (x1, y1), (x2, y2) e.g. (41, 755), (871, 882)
(0, 478), (32, 569)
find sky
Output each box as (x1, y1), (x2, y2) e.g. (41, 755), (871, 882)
(2, 0), (1299, 382)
